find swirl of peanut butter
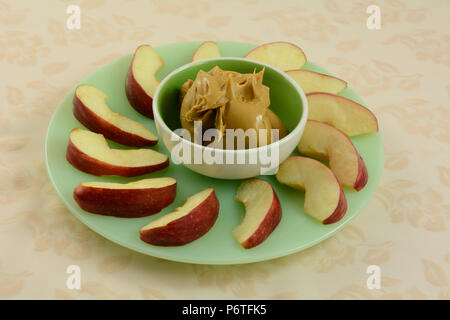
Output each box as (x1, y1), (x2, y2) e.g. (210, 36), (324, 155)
(180, 66), (286, 149)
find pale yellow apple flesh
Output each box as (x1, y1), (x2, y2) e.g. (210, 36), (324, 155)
(132, 45), (163, 98)
(244, 41), (307, 71)
(75, 84), (157, 144)
(70, 128), (166, 167)
(125, 45), (164, 118)
(276, 156), (347, 224)
(80, 177), (175, 189)
(66, 128), (169, 177)
(286, 69), (347, 94)
(307, 92), (378, 136)
(232, 179), (282, 249)
(191, 41), (221, 62)
(298, 120), (368, 190)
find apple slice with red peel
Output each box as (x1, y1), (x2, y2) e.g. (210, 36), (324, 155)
(66, 128), (169, 177)
(298, 120), (368, 191)
(73, 177), (176, 218)
(286, 69), (347, 94)
(73, 84), (158, 147)
(244, 41), (307, 71)
(140, 188), (219, 246)
(232, 179), (282, 249)
(307, 92), (378, 136)
(276, 156), (347, 224)
(191, 41), (221, 62)
(125, 45), (164, 119)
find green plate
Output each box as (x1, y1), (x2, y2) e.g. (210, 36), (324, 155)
(45, 41), (383, 265)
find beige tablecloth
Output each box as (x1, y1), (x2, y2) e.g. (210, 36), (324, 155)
(0, 0), (449, 300)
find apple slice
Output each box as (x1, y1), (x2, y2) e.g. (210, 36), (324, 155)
(191, 41), (221, 62)
(73, 84), (158, 147)
(232, 179), (282, 249)
(140, 188), (219, 246)
(276, 156), (347, 224)
(244, 41), (307, 71)
(73, 177), (176, 218)
(298, 120), (368, 191)
(66, 128), (169, 177)
(307, 92), (378, 136)
(125, 45), (164, 119)
(286, 69), (347, 94)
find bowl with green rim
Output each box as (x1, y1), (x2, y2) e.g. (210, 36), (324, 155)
(152, 57), (308, 179)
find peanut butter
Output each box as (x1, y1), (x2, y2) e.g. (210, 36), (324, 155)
(179, 66), (286, 149)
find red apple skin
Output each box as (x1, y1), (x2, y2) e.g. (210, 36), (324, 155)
(66, 138), (169, 177)
(125, 51), (154, 119)
(322, 187), (348, 225)
(72, 93), (157, 147)
(298, 120), (369, 191)
(354, 156), (368, 191)
(241, 189), (282, 249)
(73, 182), (176, 218)
(139, 191), (220, 246)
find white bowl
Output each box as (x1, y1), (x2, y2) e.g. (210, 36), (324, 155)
(153, 57), (308, 179)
